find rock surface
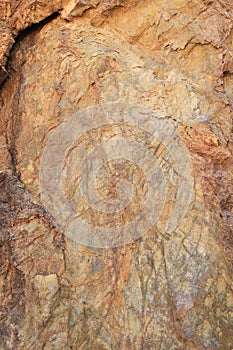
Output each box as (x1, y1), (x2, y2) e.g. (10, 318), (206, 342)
(0, 0), (233, 349)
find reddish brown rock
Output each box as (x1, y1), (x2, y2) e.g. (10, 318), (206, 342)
(0, 1), (232, 349)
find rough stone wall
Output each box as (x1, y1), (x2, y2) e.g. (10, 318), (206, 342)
(0, 1), (233, 349)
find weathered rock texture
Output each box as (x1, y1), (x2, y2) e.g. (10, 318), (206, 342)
(0, 0), (233, 349)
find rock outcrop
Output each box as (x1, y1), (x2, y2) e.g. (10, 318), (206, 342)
(0, 1), (232, 349)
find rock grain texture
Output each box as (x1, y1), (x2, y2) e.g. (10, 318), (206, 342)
(0, 1), (233, 349)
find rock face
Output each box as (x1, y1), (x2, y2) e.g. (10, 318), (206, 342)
(0, 1), (233, 349)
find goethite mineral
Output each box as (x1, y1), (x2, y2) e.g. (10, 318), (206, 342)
(0, 1), (232, 349)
